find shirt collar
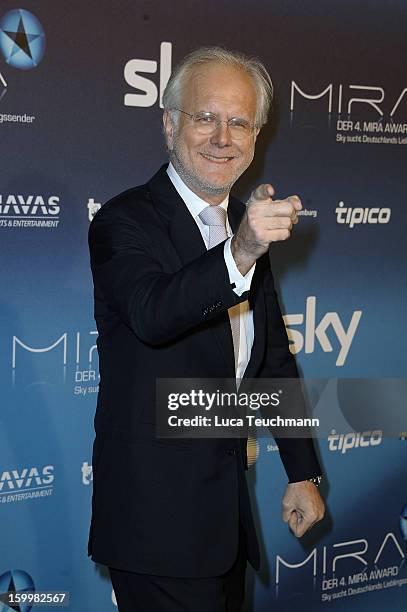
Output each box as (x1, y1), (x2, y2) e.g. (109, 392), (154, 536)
(167, 162), (229, 218)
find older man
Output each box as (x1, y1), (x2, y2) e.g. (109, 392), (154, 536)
(88, 47), (325, 611)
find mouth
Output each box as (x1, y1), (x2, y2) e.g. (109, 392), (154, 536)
(200, 152), (235, 164)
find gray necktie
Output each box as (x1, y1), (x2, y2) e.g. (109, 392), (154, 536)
(199, 205), (240, 372)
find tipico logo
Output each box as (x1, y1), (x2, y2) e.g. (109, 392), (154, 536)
(87, 198), (102, 222)
(327, 429), (382, 454)
(335, 201), (391, 228)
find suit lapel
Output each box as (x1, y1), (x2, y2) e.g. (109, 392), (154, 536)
(243, 263), (267, 380)
(147, 166), (268, 380)
(148, 165), (235, 377)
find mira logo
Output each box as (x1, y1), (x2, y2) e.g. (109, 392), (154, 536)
(283, 296), (362, 367)
(12, 331), (98, 369)
(335, 201), (391, 228)
(275, 532), (405, 584)
(290, 81), (407, 118)
(0, 465), (54, 504)
(124, 42), (172, 108)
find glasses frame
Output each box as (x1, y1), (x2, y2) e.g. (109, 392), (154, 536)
(172, 108), (257, 139)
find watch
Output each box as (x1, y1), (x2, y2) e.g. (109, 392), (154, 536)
(307, 475), (323, 487)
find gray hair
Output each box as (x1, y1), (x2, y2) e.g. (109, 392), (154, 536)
(162, 46), (273, 128)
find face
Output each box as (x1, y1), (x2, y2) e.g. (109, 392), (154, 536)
(164, 62), (260, 204)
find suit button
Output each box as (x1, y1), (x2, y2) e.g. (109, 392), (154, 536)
(226, 449), (236, 456)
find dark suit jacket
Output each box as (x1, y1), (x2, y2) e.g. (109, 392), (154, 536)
(87, 164), (321, 577)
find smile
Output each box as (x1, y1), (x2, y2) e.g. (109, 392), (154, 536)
(200, 153), (235, 163)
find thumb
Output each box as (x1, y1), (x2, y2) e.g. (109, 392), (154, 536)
(249, 183), (275, 203)
(282, 506), (292, 523)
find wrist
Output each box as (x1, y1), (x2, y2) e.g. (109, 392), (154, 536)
(231, 235), (257, 276)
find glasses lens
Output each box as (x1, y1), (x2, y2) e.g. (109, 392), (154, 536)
(193, 112), (217, 134)
(228, 119), (252, 139)
(191, 112), (253, 139)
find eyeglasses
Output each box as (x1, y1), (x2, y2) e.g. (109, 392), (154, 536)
(173, 109), (257, 140)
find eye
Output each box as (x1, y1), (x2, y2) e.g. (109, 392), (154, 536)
(229, 118), (250, 131)
(195, 113), (217, 124)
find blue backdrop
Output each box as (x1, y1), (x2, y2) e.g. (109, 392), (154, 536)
(1, 1), (406, 610)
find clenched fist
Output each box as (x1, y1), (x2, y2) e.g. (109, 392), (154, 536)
(231, 184), (302, 276)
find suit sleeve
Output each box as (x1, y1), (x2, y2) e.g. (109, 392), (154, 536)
(257, 265), (323, 483)
(89, 204), (248, 345)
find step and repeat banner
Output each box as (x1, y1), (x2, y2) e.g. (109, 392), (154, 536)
(1, 1), (406, 610)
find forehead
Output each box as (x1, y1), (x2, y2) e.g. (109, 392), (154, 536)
(180, 62), (257, 118)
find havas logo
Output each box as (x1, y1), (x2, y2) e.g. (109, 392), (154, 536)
(290, 81), (407, 118)
(0, 194), (60, 216)
(124, 42), (172, 108)
(328, 429), (383, 454)
(283, 297), (362, 367)
(275, 532), (405, 584)
(0, 194), (61, 229)
(336, 201), (391, 228)
(0, 465), (54, 492)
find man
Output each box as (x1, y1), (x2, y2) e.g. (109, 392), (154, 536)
(88, 47), (325, 611)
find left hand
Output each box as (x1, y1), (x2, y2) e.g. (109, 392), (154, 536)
(282, 480), (325, 537)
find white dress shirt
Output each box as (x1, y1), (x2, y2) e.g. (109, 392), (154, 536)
(167, 163), (255, 379)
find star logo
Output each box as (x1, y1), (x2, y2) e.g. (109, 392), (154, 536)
(0, 9), (45, 70)
(0, 569), (35, 612)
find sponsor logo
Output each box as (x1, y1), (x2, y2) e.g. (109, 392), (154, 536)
(124, 42), (172, 108)
(335, 201), (391, 228)
(291, 81), (407, 145)
(12, 331), (97, 369)
(290, 81), (407, 119)
(0, 9), (45, 70)
(327, 429), (382, 454)
(284, 296), (362, 367)
(275, 531), (405, 584)
(0, 569), (35, 608)
(81, 462), (93, 485)
(298, 208), (318, 219)
(87, 198), (102, 222)
(0, 194), (61, 228)
(0, 465), (54, 504)
(11, 330), (100, 395)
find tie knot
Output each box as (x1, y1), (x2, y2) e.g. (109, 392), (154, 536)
(199, 205), (227, 228)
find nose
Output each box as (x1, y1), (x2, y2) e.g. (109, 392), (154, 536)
(209, 120), (233, 147)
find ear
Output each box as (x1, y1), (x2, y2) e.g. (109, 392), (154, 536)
(253, 127), (260, 143)
(163, 110), (175, 151)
